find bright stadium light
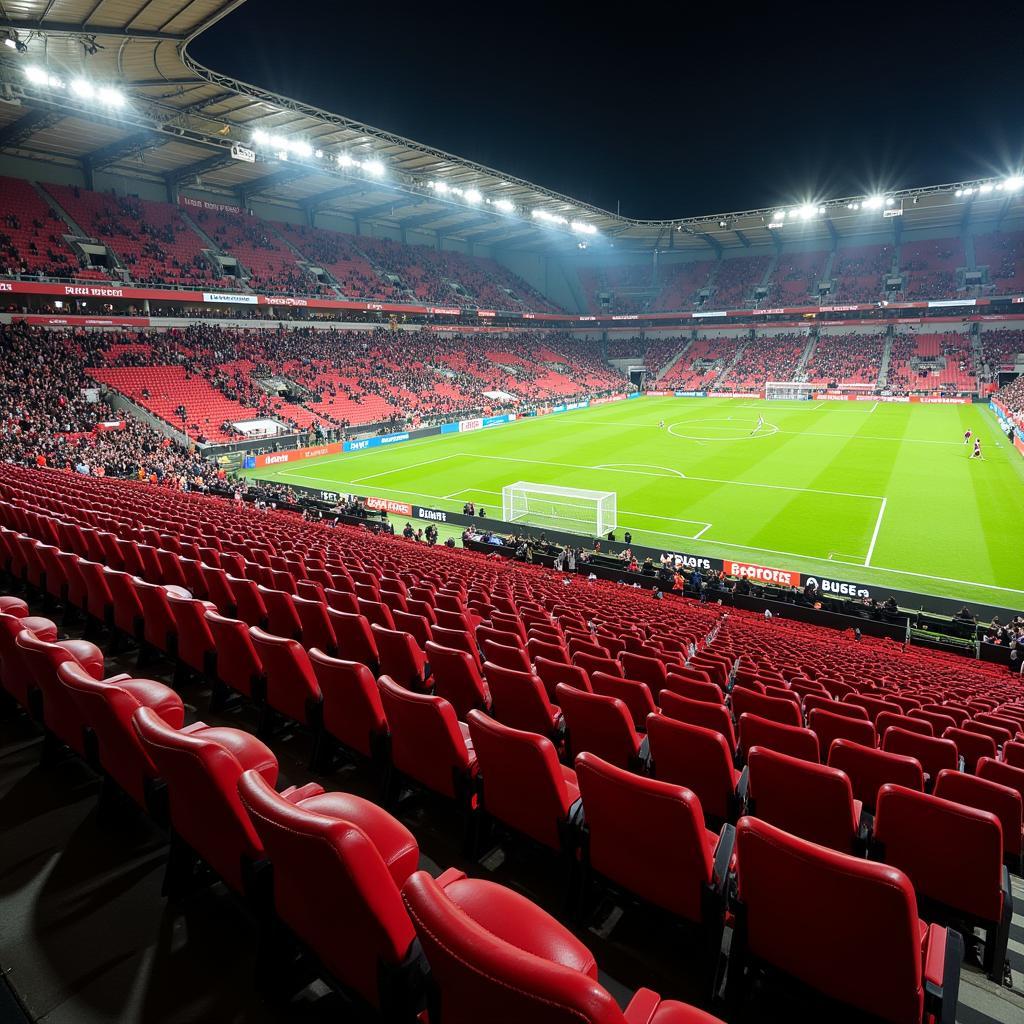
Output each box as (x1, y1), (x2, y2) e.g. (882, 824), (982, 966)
(570, 220), (597, 235)
(863, 195), (885, 210)
(773, 209), (787, 221)
(979, 182), (995, 194)
(1001, 175), (1024, 192)
(70, 78), (94, 99)
(432, 180), (449, 193)
(494, 198), (515, 213)
(464, 188), (482, 203)
(25, 65), (63, 89)
(795, 204), (818, 220)
(96, 85), (124, 107)
(363, 158), (385, 176)
(337, 152), (356, 167)
(533, 209), (569, 225)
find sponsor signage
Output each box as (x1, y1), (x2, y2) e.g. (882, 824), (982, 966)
(342, 430), (411, 452)
(413, 505), (450, 523)
(459, 418), (483, 433)
(882, 207), (904, 218)
(675, 390), (707, 398)
(692, 310), (727, 318)
(366, 496), (413, 516)
(203, 291), (259, 305)
(803, 575), (871, 599)
(252, 442), (343, 467)
(265, 295), (309, 307)
(428, 307), (460, 315)
(927, 299), (976, 308)
(725, 560), (802, 588)
(180, 196), (243, 215)
(230, 143), (256, 164)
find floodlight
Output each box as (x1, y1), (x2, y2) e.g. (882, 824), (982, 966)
(863, 195), (885, 209)
(979, 183), (994, 194)
(70, 78), (94, 99)
(773, 209), (787, 221)
(252, 129), (269, 144)
(571, 221), (597, 235)
(314, 149), (323, 159)
(495, 199), (514, 213)
(363, 159), (385, 176)
(434, 181), (450, 193)
(1002, 175), (1024, 192)
(3, 36), (16, 50)
(97, 86), (124, 107)
(464, 188), (482, 203)
(796, 204), (817, 220)
(884, 197), (895, 206)
(337, 153), (356, 167)
(291, 140), (312, 158)
(24, 66), (48, 85)
(954, 189), (963, 197)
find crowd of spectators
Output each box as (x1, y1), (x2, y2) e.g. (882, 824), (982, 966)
(897, 237), (965, 300)
(804, 332), (884, 386)
(829, 244), (893, 304)
(978, 328), (1024, 383)
(717, 333), (808, 390)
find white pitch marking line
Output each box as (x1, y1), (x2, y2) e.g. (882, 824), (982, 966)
(864, 497), (887, 567)
(350, 453), (459, 484)
(593, 463), (686, 478)
(692, 523), (712, 539)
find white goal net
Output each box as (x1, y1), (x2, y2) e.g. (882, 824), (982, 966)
(765, 381), (816, 401)
(501, 481), (617, 537)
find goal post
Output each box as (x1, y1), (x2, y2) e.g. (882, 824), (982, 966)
(765, 381), (817, 401)
(501, 481), (617, 538)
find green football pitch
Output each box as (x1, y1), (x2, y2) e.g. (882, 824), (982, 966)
(245, 397), (1024, 610)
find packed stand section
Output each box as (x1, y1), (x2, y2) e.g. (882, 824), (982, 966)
(43, 185), (229, 290)
(770, 251), (829, 305)
(804, 332), (884, 387)
(649, 259), (715, 312)
(0, 177), (90, 281)
(717, 333), (808, 391)
(830, 243), (892, 303)
(898, 237), (964, 300)
(976, 228), (1024, 295)
(711, 255), (771, 308)
(979, 329), (1024, 384)
(660, 335), (744, 390)
(887, 331), (977, 393)
(576, 263), (654, 314)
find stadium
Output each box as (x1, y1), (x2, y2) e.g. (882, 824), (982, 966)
(0, 2), (1023, 1023)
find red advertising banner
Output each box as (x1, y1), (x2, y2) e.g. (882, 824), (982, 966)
(253, 442), (343, 468)
(366, 496), (413, 516)
(725, 560), (802, 588)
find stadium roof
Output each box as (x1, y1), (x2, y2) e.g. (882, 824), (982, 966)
(0, 0), (1021, 255)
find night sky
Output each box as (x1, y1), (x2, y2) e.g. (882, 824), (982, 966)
(192, 1), (1024, 221)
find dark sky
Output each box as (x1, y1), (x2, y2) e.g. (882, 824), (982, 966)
(192, 1), (1024, 221)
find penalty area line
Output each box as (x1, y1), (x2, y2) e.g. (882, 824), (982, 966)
(864, 497), (887, 567)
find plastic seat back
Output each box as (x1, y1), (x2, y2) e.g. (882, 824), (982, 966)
(658, 690), (737, 754)
(828, 739), (924, 814)
(738, 713), (820, 763)
(808, 708), (877, 759)
(250, 627), (322, 725)
(427, 641), (490, 719)
(372, 623), (428, 691)
(732, 687), (803, 728)
(310, 649), (387, 759)
(556, 683), (640, 770)
(327, 609), (379, 672)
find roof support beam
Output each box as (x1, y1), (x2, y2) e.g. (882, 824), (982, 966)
(0, 19), (184, 41)
(0, 107), (64, 150)
(699, 233), (722, 256)
(301, 184), (367, 210)
(826, 219), (839, 246)
(164, 152), (236, 186)
(237, 165), (313, 202)
(733, 229), (750, 248)
(959, 197), (974, 232)
(353, 201), (414, 222)
(81, 130), (165, 170)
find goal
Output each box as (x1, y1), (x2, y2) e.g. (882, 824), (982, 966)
(501, 481), (617, 537)
(765, 381), (816, 401)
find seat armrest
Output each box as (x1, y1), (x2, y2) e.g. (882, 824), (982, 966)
(180, 721), (208, 734)
(435, 867), (467, 889)
(104, 673), (133, 683)
(637, 735), (650, 770)
(713, 823), (736, 894)
(924, 926), (964, 1024)
(622, 988), (662, 1024)
(736, 765), (749, 804)
(281, 782), (325, 803)
(567, 796), (585, 831)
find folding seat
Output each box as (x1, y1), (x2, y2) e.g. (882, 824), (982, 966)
(963, 719), (1014, 749)
(324, 587), (359, 614)
(535, 657), (591, 702)
(77, 558), (115, 630)
(434, 608), (475, 633)
(327, 609), (380, 673)
(882, 729), (957, 789)
(942, 727), (996, 774)
(934, 769), (1023, 873)
(406, 598), (436, 624)
(490, 612), (527, 643)
(293, 594), (338, 655)
(249, 627), (324, 731)
(872, 784), (1010, 981)
(226, 575), (268, 628)
(178, 558), (208, 600)
(424, 641), (489, 720)
(573, 650), (622, 681)
(166, 593), (217, 677)
(556, 683), (643, 771)
(909, 709), (958, 736)
(731, 687), (802, 729)
(103, 567), (145, 640)
(1004, 739), (1024, 769)
(763, 685), (801, 707)
(377, 676), (478, 808)
(480, 638), (531, 673)
(747, 745), (861, 853)
(391, 609), (431, 650)
(690, 655), (728, 690)
(887, 695), (923, 714)
(256, 585), (302, 640)
(358, 597), (396, 631)
(433, 591), (463, 613)
(876, 711), (933, 742)
(467, 711), (579, 855)
(826, 738), (924, 814)
(131, 706), (284, 896)
(219, 552), (247, 578)
(646, 713), (743, 826)
(200, 564), (236, 616)
(308, 649), (388, 763)
(204, 610), (262, 700)
(401, 868), (726, 1024)
(974, 712), (1022, 737)
(728, 815), (961, 1024)
(484, 662), (561, 739)
(130, 578), (185, 657)
(58, 662), (183, 808)
(589, 671), (656, 731)
(478, 623), (524, 650)
(34, 544), (67, 604)
(662, 673), (724, 705)
(569, 638), (607, 661)
(738, 713), (820, 763)
(268, 569), (298, 594)
(848, 693), (902, 723)
(372, 623), (429, 691)
(929, 703), (970, 727)
(808, 707), (876, 758)
(528, 637), (569, 665)
(299, 575), (328, 603)
(16, 629), (106, 753)
(658, 690), (737, 755)
(156, 548), (189, 590)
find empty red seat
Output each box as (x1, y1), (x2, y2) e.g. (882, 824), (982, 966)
(943, 726), (996, 774)
(556, 683), (643, 771)
(662, 673), (724, 704)
(934, 768), (1023, 872)
(876, 711), (933, 741)
(573, 650), (622, 681)
(535, 657), (591, 701)
(808, 707), (877, 757)
(166, 592), (216, 677)
(882, 729), (957, 789)
(575, 751), (732, 948)
(484, 662), (561, 739)
(589, 671), (656, 731)
(328, 609), (379, 672)
(427, 641), (490, 719)
(747, 745), (861, 853)
(873, 784), (1010, 981)
(309, 649), (388, 762)
(372, 623), (428, 691)
(828, 738), (924, 813)
(658, 690), (737, 754)
(294, 594), (338, 655)
(646, 712), (743, 826)
(204, 609), (262, 700)
(401, 869), (726, 1024)
(731, 687), (802, 728)
(619, 651), (668, 692)
(377, 676), (477, 807)
(738, 713), (820, 763)
(729, 815), (961, 1024)
(467, 710), (579, 855)
(802, 694), (869, 722)
(249, 627), (324, 730)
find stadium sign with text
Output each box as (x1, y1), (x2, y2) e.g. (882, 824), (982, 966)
(725, 560), (801, 587)
(366, 496), (413, 516)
